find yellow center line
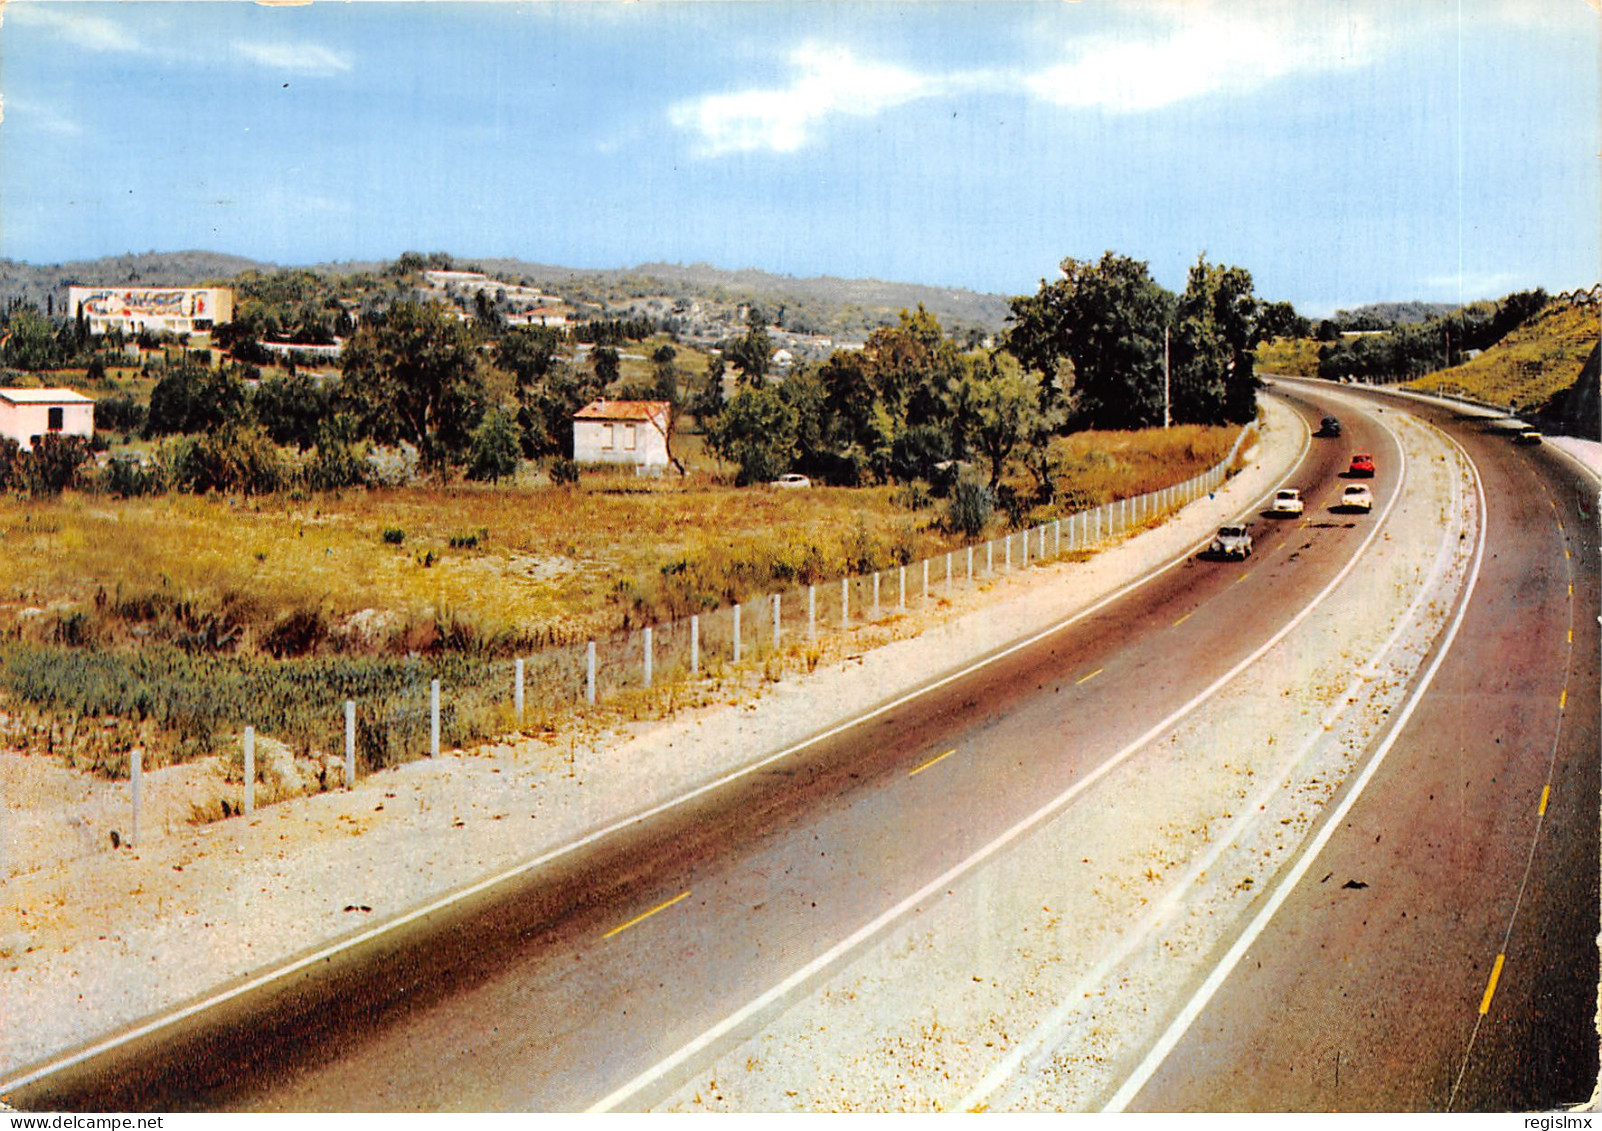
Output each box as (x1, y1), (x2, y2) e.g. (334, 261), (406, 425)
(1172, 611), (1193, 627)
(1560, 689), (1567, 711)
(1479, 953), (1506, 1015)
(1235, 572), (1252, 585)
(603, 890), (691, 940)
(1569, 629), (1574, 645)
(909, 748), (956, 777)
(1540, 785), (1551, 816)
(1075, 668), (1103, 685)
(1565, 548), (1572, 560)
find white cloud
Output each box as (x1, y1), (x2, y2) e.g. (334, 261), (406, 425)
(670, 43), (943, 156)
(671, 6), (1395, 156)
(7, 4), (144, 53)
(1025, 8), (1378, 112)
(234, 40), (353, 76)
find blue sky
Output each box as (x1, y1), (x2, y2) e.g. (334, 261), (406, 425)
(2, 1), (1597, 314)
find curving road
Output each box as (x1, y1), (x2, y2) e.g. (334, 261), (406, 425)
(5, 385), (1593, 1112)
(1115, 382), (1599, 1112)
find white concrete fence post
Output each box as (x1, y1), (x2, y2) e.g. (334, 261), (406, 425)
(873, 572), (881, 617)
(841, 578), (850, 628)
(733, 604), (742, 663)
(130, 746), (142, 848)
(514, 658), (525, 720)
(344, 700), (355, 788)
(986, 540), (993, 574)
(643, 626), (653, 690)
(691, 614), (700, 674)
(967, 544), (974, 579)
(898, 565), (905, 609)
(946, 551), (953, 591)
(772, 594), (781, 650)
(808, 584), (816, 640)
(586, 641), (597, 704)
(243, 725), (255, 816)
(430, 679), (441, 757)
(922, 559), (929, 600)
(1054, 518), (1061, 556)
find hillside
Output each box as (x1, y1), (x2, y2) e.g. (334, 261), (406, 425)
(1406, 302), (1599, 421)
(0, 251), (267, 311)
(1329, 300), (1462, 329)
(0, 252), (1013, 341)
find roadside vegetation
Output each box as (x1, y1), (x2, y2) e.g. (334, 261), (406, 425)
(0, 248), (1266, 774)
(1403, 302), (1598, 410)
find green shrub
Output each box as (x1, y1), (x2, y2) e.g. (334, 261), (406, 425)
(382, 527), (405, 545)
(547, 457), (580, 485)
(945, 469), (994, 537)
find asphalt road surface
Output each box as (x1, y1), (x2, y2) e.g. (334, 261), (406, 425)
(8, 385), (1593, 1112)
(1118, 383), (1599, 1112)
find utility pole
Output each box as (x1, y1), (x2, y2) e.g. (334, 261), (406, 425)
(1163, 324), (1171, 429)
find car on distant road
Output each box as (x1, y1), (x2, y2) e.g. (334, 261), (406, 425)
(1339, 485), (1373, 513)
(1317, 416), (1342, 437)
(1514, 429), (1543, 445)
(1270, 488), (1304, 516)
(1209, 524), (1253, 560)
(1347, 453), (1375, 477)
(770, 473), (812, 489)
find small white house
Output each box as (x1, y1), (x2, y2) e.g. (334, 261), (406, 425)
(572, 400), (671, 471)
(0, 388), (95, 450)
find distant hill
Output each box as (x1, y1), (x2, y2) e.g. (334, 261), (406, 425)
(0, 251), (268, 311)
(1329, 301), (1462, 329)
(0, 251), (1013, 340)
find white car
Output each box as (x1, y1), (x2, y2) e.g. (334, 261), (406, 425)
(1271, 488), (1304, 516)
(1340, 485), (1373, 512)
(770, 473), (812, 489)
(1209, 524), (1253, 560)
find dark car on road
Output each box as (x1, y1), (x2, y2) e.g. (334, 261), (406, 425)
(1318, 416), (1342, 437)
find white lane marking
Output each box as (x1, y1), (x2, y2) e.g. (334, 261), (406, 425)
(961, 409), (1466, 1112)
(1102, 424), (1487, 1113)
(587, 410), (1403, 1113)
(0, 413), (1314, 1095)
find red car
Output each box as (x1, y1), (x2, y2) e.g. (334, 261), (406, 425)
(1348, 453), (1375, 477)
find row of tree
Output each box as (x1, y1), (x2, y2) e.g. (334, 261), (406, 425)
(1315, 290), (1550, 383)
(698, 253), (1271, 493)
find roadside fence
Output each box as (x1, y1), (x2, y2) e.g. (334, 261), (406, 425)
(99, 423), (1256, 854)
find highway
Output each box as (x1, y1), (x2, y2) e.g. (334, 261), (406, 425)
(6, 384), (1594, 1112)
(1115, 383), (1599, 1112)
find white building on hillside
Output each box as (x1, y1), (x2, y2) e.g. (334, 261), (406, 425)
(572, 400), (671, 471)
(0, 388), (95, 450)
(67, 287), (234, 336)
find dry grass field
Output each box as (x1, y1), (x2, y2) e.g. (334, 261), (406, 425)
(0, 423), (1240, 772)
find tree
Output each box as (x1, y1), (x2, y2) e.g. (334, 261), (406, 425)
(591, 345), (620, 386)
(1, 306), (59, 371)
(253, 372), (332, 450)
(1005, 252), (1172, 430)
(339, 301), (486, 470)
(1257, 301), (1310, 342)
(651, 343), (680, 403)
(146, 361), (250, 436)
(951, 352), (1062, 489)
(704, 385), (798, 485)
(725, 325), (773, 386)
(466, 407), (522, 483)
